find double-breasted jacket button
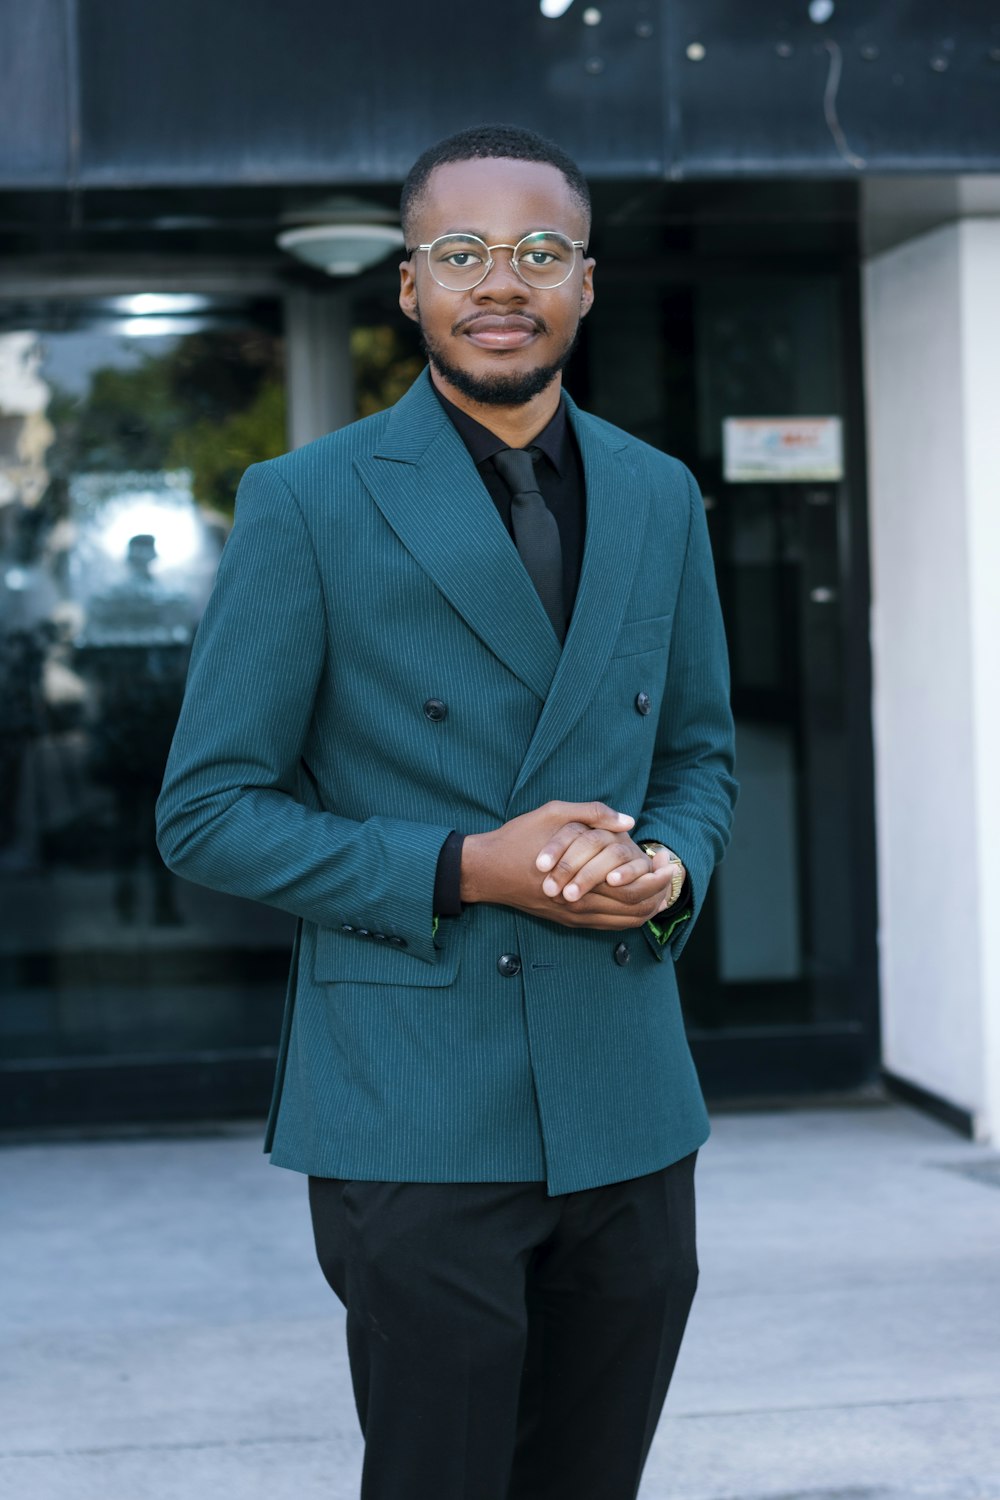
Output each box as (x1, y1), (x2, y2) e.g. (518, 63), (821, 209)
(635, 691), (652, 716)
(614, 942), (631, 967)
(423, 699), (448, 722)
(497, 953), (522, 977)
(388, 935), (407, 949)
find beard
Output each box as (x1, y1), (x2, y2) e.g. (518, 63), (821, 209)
(417, 308), (580, 407)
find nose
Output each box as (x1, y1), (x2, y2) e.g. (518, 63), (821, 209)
(472, 248), (527, 300)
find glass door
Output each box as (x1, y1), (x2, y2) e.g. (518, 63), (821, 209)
(583, 264), (879, 1098)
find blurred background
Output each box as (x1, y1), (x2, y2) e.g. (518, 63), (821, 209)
(1, 0), (998, 1144)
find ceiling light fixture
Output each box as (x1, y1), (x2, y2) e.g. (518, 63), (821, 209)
(276, 223), (405, 277)
(809, 0), (835, 22)
(110, 294), (213, 316)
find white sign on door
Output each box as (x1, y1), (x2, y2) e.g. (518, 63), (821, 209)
(723, 417), (844, 482)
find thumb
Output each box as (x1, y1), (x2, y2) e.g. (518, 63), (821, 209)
(576, 801), (635, 832)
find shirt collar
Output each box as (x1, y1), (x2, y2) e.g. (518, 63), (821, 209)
(432, 381), (569, 476)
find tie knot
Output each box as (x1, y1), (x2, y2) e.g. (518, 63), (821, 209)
(493, 446), (541, 496)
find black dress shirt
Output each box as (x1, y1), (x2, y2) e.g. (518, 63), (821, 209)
(434, 387), (586, 623)
(428, 383), (691, 930)
(431, 386), (586, 916)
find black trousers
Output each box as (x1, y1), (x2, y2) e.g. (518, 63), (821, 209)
(308, 1152), (698, 1500)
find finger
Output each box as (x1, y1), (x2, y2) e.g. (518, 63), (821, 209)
(597, 864), (678, 906)
(549, 890), (665, 925)
(562, 844), (646, 902)
(534, 821), (589, 878)
(535, 821), (612, 880)
(548, 907), (652, 930)
(604, 855), (655, 889)
(653, 866), (684, 913)
(536, 803), (633, 870)
(539, 827), (616, 896)
(567, 870), (674, 912)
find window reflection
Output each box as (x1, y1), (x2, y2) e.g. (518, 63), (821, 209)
(0, 305), (291, 1076)
(70, 477), (204, 926)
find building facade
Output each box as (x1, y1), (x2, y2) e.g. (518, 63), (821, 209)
(1, 0), (998, 1138)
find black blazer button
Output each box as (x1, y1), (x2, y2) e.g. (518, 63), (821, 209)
(423, 699), (448, 721)
(497, 953), (522, 977)
(635, 691), (651, 716)
(614, 942), (631, 966)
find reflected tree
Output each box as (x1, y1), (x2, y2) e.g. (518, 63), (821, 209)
(47, 328), (286, 519)
(352, 325), (423, 419)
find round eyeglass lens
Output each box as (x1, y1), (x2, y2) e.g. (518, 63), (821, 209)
(512, 232), (578, 288)
(426, 235), (492, 290)
(424, 232), (581, 290)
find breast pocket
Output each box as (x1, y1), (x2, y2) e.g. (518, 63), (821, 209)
(610, 613), (673, 659)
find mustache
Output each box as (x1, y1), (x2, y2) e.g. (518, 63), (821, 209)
(451, 311), (549, 337)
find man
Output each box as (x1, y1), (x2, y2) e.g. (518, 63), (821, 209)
(157, 124), (737, 1500)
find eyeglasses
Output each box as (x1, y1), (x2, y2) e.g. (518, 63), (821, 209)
(410, 231), (586, 291)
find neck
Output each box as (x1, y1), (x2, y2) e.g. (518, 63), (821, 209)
(429, 367), (562, 448)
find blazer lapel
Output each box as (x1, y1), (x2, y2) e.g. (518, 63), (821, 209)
(353, 372), (562, 702)
(353, 372), (650, 788)
(509, 398), (650, 799)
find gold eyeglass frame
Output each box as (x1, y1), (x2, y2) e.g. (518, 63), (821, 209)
(410, 231), (587, 291)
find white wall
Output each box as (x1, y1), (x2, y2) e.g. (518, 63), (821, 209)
(959, 223), (1000, 1145)
(864, 219), (1000, 1141)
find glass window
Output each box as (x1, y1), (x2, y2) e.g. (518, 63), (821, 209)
(0, 297), (292, 1086)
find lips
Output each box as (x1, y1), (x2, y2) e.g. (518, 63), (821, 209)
(457, 315), (542, 351)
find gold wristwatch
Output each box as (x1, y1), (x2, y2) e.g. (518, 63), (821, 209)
(638, 840), (686, 908)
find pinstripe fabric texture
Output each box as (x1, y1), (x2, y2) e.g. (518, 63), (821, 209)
(156, 369), (737, 1195)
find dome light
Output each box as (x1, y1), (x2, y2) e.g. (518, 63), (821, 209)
(277, 223), (405, 278)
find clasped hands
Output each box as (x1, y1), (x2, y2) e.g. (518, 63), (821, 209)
(459, 800), (684, 931)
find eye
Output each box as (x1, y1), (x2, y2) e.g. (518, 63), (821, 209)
(520, 251), (557, 267)
(429, 237), (489, 269)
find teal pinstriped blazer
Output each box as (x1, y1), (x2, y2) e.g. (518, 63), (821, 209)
(156, 369), (737, 1195)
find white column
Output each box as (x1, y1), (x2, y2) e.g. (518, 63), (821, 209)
(284, 287), (355, 448)
(863, 218), (1000, 1142)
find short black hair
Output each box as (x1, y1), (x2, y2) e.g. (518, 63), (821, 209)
(401, 124), (591, 249)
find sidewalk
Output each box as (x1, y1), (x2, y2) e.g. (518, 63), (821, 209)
(2, 1100), (999, 1500)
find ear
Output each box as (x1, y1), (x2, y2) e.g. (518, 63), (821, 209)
(399, 258), (419, 324)
(579, 256), (596, 319)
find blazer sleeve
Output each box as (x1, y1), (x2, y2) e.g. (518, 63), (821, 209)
(155, 459), (454, 965)
(635, 461), (738, 958)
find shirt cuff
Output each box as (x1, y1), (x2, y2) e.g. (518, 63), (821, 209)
(432, 830), (465, 917)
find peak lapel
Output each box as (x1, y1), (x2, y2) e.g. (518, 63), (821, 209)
(510, 402), (650, 799)
(353, 372), (561, 701)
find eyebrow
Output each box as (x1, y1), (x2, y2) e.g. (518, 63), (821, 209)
(429, 227), (574, 241)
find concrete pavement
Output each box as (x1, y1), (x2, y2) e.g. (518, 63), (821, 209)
(2, 1099), (999, 1500)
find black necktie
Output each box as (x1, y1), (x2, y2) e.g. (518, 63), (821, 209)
(492, 447), (565, 641)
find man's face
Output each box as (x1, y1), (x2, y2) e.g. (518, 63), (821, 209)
(399, 157), (595, 407)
